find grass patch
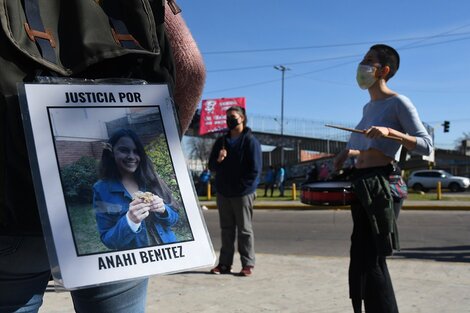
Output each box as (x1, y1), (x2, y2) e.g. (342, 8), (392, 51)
(200, 188), (298, 202)
(407, 192), (470, 201)
(200, 188), (470, 202)
(68, 203), (194, 255)
(68, 204), (110, 255)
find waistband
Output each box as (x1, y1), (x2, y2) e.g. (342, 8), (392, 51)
(350, 163), (395, 180)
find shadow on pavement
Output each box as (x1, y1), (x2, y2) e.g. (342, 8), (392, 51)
(171, 270), (214, 276)
(394, 245), (470, 263)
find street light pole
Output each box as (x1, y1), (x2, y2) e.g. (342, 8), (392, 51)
(274, 65), (290, 165)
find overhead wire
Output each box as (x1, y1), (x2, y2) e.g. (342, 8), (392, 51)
(397, 23), (470, 49)
(204, 24), (470, 94)
(202, 30), (470, 55)
(206, 33), (470, 74)
(208, 54), (359, 73)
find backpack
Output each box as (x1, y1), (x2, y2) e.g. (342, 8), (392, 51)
(0, 0), (179, 235)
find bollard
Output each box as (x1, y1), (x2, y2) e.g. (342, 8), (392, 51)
(436, 181), (442, 200)
(207, 182), (211, 201)
(292, 183), (296, 200)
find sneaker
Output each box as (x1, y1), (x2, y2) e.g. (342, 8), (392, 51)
(210, 264), (232, 274)
(238, 266), (254, 277)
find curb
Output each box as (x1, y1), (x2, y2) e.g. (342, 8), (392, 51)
(400, 205), (470, 211)
(199, 201), (470, 211)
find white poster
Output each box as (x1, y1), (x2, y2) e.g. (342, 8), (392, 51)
(19, 83), (215, 290)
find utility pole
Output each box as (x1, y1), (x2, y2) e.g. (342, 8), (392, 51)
(274, 65), (290, 165)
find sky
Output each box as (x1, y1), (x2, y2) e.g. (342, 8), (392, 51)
(178, 0), (470, 150)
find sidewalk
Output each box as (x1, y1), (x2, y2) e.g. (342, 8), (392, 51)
(42, 253), (470, 313)
(39, 200), (470, 312)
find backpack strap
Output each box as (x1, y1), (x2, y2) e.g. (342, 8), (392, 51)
(166, 0), (182, 15)
(108, 17), (142, 49)
(24, 0), (144, 62)
(23, 0), (57, 64)
(101, 1), (142, 50)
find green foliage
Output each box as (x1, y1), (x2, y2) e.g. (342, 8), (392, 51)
(145, 135), (179, 198)
(61, 157), (98, 204)
(145, 135), (193, 241)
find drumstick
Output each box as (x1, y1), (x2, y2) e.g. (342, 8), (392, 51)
(325, 124), (402, 141)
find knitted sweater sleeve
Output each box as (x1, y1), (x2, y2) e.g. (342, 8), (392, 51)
(164, 7), (206, 133)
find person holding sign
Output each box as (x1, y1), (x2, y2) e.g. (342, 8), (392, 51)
(0, 1), (204, 311)
(93, 128), (180, 250)
(208, 106), (262, 277)
(333, 44), (433, 313)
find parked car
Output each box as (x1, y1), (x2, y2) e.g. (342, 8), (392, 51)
(407, 169), (470, 192)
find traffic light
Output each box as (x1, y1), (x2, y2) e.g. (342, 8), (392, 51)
(443, 120), (450, 133)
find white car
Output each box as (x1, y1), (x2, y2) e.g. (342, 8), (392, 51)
(407, 170), (470, 192)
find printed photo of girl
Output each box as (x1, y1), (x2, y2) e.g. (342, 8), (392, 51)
(93, 128), (181, 250)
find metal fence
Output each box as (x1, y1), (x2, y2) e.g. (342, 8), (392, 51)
(247, 114), (354, 142)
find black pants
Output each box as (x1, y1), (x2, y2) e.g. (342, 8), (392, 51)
(349, 200), (399, 313)
(264, 183), (274, 196)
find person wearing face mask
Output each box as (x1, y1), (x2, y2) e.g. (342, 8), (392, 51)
(208, 106), (262, 276)
(334, 44), (433, 313)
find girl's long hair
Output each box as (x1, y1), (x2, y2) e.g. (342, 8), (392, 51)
(99, 128), (179, 210)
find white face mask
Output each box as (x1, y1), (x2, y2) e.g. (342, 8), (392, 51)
(356, 64), (378, 90)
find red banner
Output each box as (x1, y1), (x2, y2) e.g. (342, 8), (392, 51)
(199, 97), (246, 135)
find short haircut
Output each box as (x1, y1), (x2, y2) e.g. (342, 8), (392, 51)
(370, 44), (400, 80)
(226, 106), (247, 127)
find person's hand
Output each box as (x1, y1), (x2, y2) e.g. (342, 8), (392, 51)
(127, 198), (150, 224)
(217, 148), (227, 163)
(365, 126), (390, 139)
(148, 195), (166, 214)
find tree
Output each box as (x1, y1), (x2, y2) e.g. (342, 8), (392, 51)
(61, 156), (98, 204)
(145, 134), (178, 198)
(145, 135), (193, 241)
(187, 136), (214, 170)
(454, 132), (470, 153)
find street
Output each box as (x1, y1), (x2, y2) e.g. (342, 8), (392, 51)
(42, 209), (470, 313)
(203, 209), (470, 262)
